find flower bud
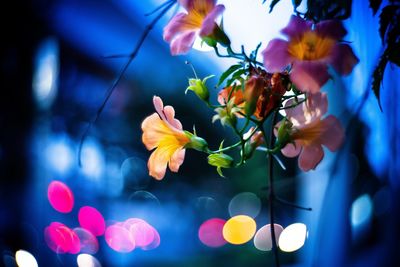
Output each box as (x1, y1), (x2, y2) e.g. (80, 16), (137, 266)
(208, 153), (234, 177)
(275, 119), (293, 148)
(186, 75), (213, 103)
(243, 128), (264, 159)
(184, 132), (208, 152)
(244, 76), (265, 117)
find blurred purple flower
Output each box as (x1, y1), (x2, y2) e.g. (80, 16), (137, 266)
(263, 16), (359, 93)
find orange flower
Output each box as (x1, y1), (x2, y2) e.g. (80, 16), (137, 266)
(141, 96), (190, 180)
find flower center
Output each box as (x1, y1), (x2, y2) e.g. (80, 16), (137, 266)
(288, 32), (334, 61)
(291, 120), (323, 146)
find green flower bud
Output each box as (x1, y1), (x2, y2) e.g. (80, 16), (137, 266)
(208, 153), (234, 168)
(184, 131), (208, 152)
(208, 153), (234, 177)
(186, 75), (213, 103)
(202, 25), (231, 48)
(276, 119), (293, 148)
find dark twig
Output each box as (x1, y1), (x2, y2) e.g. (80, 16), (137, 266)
(275, 196), (312, 211)
(78, 0), (177, 166)
(266, 110), (280, 267)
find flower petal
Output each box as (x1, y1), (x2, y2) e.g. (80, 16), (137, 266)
(169, 148), (186, 172)
(192, 0), (216, 14)
(290, 61), (330, 93)
(148, 147), (170, 180)
(281, 15), (312, 39)
(141, 113), (163, 150)
(200, 4), (225, 36)
(328, 44), (359, 75)
(163, 13), (194, 42)
(170, 30), (197, 55)
(164, 105), (183, 130)
(262, 39), (292, 72)
(315, 20), (347, 40)
(298, 144), (324, 171)
(281, 142), (302, 158)
(320, 115), (345, 151)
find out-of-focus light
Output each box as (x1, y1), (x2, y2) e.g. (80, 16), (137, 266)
(45, 136), (74, 175)
(192, 36), (214, 52)
(141, 226), (161, 251)
(128, 220), (155, 247)
(74, 228), (99, 254)
(105, 224), (135, 253)
(47, 181), (74, 213)
(351, 194), (373, 227)
(198, 218), (227, 248)
(15, 250), (38, 267)
(3, 253), (17, 267)
(78, 206), (106, 236)
(45, 222), (80, 254)
(121, 157), (149, 190)
(223, 215), (256, 245)
(228, 192), (261, 218)
(32, 38), (59, 109)
(77, 253), (102, 267)
(81, 139), (104, 179)
(128, 191), (160, 207)
(254, 224), (284, 251)
(278, 223), (307, 252)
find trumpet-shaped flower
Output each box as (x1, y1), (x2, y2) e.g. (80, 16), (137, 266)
(142, 96), (190, 180)
(263, 15), (359, 93)
(277, 93), (344, 171)
(163, 0), (225, 55)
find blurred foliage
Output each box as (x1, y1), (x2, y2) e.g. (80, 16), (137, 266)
(370, 0), (400, 110)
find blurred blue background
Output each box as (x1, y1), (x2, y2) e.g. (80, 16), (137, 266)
(1, 0), (399, 266)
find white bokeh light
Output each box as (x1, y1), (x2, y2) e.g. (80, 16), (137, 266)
(278, 223), (307, 252)
(15, 250), (38, 267)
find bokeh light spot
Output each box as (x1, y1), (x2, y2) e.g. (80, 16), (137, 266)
(141, 226), (161, 251)
(77, 253), (102, 267)
(47, 181), (74, 213)
(228, 192), (261, 218)
(223, 215), (256, 245)
(198, 218), (227, 248)
(105, 225), (135, 253)
(73, 228), (99, 254)
(78, 206), (106, 236)
(351, 194), (373, 227)
(15, 250), (38, 267)
(278, 223), (307, 252)
(254, 224), (284, 251)
(121, 157), (149, 190)
(128, 220), (155, 247)
(44, 222), (80, 254)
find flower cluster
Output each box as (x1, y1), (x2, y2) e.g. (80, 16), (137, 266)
(141, 0), (358, 180)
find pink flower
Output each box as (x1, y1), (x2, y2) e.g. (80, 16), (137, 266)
(141, 96), (190, 180)
(163, 0), (225, 55)
(277, 93), (345, 171)
(262, 16), (359, 93)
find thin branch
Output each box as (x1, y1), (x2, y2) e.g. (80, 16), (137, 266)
(78, 0), (177, 166)
(265, 110), (280, 267)
(275, 196), (312, 211)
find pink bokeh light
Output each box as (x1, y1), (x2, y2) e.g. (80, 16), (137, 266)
(105, 224), (135, 253)
(47, 181), (74, 213)
(141, 225), (161, 250)
(44, 222), (80, 254)
(198, 218), (227, 248)
(73, 227), (99, 254)
(78, 206), (106, 236)
(124, 218), (154, 247)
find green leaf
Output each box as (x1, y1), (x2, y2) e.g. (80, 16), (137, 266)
(218, 64), (242, 87)
(369, 0), (383, 15)
(269, 0), (281, 13)
(216, 167), (225, 177)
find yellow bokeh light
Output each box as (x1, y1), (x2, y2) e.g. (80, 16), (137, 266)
(223, 215), (257, 245)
